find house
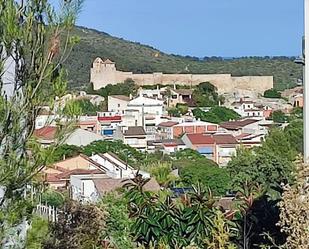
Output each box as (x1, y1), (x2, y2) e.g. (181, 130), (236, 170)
(293, 94), (303, 108)
(172, 120), (219, 138)
(97, 112), (122, 138)
(70, 175), (160, 202)
(35, 108), (56, 129)
(138, 87), (163, 99)
(65, 128), (104, 147)
(34, 126), (104, 147)
(42, 154), (107, 189)
(90, 152), (150, 179)
(182, 133), (238, 166)
(235, 133), (265, 147)
(157, 121), (179, 139)
(78, 116), (98, 132)
(168, 88), (193, 107)
(34, 126), (57, 147)
(93, 177), (160, 197)
(147, 139), (186, 154)
(117, 126), (148, 151)
(231, 99), (263, 118)
(70, 173), (108, 202)
(108, 95), (130, 114)
(127, 95), (164, 116)
(220, 118), (261, 136)
(127, 96), (165, 132)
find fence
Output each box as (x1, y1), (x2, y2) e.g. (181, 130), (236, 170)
(35, 204), (58, 222)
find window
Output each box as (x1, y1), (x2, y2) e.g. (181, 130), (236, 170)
(118, 104), (120, 108)
(172, 95), (177, 99)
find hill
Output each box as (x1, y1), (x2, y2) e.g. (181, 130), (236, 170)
(64, 26), (302, 91)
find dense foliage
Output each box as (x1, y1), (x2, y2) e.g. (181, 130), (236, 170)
(263, 88), (282, 98)
(99, 193), (134, 249)
(225, 125), (302, 248)
(88, 78), (138, 98)
(64, 98), (103, 116)
(177, 159), (231, 196)
(0, 0), (81, 246)
(64, 27), (302, 90)
(192, 82), (220, 107)
(271, 110), (288, 123)
(193, 107), (240, 124)
(124, 178), (238, 248)
(83, 140), (145, 165)
(43, 201), (105, 249)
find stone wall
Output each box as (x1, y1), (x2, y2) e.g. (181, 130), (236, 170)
(91, 58), (274, 94)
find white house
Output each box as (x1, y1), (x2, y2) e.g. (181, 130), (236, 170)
(108, 95), (130, 114)
(231, 99), (263, 118)
(70, 175), (160, 203)
(138, 87), (163, 99)
(65, 128), (104, 147)
(90, 152), (150, 179)
(70, 174), (108, 202)
(115, 126), (148, 151)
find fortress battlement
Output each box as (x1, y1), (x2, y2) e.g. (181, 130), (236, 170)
(90, 57), (274, 93)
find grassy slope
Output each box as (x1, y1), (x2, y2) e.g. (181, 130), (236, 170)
(64, 26), (302, 90)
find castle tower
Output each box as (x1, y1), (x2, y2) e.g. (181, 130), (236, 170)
(90, 57), (117, 90)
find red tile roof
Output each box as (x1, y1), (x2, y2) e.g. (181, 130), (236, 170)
(186, 133), (238, 145)
(57, 169), (103, 180)
(34, 126), (57, 140)
(213, 134), (238, 145)
(186, 134), (215, 145)
(158, 121), (179, 127)
(98, 116), (122, 122)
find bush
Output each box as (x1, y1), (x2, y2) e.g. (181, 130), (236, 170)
(264, 88), (281, 98)
(193, 107), (240, 124)
(175, 158), (230, 195)
(26, 216), (49, 249)
(41, 190), (65, 208)
(271, 110), (288, 123)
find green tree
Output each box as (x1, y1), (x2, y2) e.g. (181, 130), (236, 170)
(177, 159), (231, 196)
(146, 162), (178, 188)
(99, 193), (134, 249)
(284, 119), (303, 154)
(263, 88), (282, 98)
(97, 79), (138, 98)
(63, 98), (101, 116)
(271, 110), (288, 123)
(51, 144), (82, 163)
(176, 103), (189, 115)
(26, 216), (49, 249)
(0, 0), (82, 246)
(193, 107), (240, 124)
(167, 106), (181, 117)
(82, 140), (145, 165)
(193, 82), (219, 107)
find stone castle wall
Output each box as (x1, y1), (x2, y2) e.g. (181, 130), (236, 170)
(90, 58), (274, 94)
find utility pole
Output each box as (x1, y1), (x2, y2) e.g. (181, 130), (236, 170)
(304, 0), (309, 163)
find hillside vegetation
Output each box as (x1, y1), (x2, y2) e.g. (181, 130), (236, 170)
(65, 26), (302, 90)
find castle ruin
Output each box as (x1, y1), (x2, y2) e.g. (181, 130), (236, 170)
(90, 58), (274, 93)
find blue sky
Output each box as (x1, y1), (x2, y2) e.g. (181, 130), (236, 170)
(66, 0), (303, 57)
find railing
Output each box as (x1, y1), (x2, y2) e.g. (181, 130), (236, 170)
(35, 204), (58, 223)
